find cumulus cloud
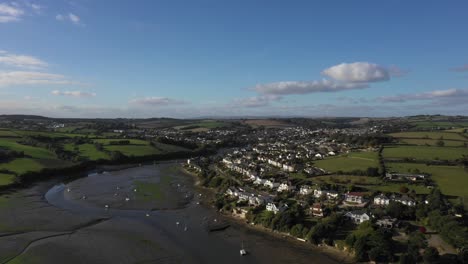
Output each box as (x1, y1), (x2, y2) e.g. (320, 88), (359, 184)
(51, 90), (96, 98)
(0, 51), (48, 69)
(450, 64), (468, 72)
(0, 2), (24, 23)
(56, 13), (82, 25)
(378, 88), (468, 103)
(233, 95), (282, 108)
(0, 71), (75, 87)
(322, 62), (390, 83)
(255, 79), (368, 95)
(129, 97), (185, 106)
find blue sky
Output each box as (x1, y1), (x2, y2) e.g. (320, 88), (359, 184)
(1, 0), (468, 118)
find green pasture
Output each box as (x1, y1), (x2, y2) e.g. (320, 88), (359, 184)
(387, 162), (468, 199)
(313, 151), (379, 172)
(389, 131), (467, 141)
(383, 145), (468, 161)
(0, 138), (56, 159)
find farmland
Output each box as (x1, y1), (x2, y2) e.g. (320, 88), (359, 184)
(389, 131), (467, 141)
(386, 162), (468, 200)
(313, 151), (379, 173)
(383, 145), (468, 161)
(0, 128), (194, 187)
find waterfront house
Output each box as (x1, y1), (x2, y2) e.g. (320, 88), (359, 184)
(345, 210), (370, 224)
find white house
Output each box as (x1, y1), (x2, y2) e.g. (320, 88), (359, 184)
(313, 189), (339, 200)
(264, 179), (280, 189)
(277, 182), (294, 192)
(345, 192), (366, 204)
(373, 194), (390, 206)
(345, 211), (371, 224)
(299, 185), (312, 195)
(393, 195), (416, 207)
(253, 177), (266, 185)
(266, 202), (288, 214)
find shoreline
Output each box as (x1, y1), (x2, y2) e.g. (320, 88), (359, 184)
(181, 164), (355, 264)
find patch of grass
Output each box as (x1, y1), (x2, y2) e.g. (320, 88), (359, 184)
(0, 158), (44, 175)
(105, 145), (161, 156)
(312, 175), (381, 185)
(0, 173), (15, 186)
(0, 129), (19, 137)
(389, 131), (467, 141)
(0, 138), (56, 159)
(313, 151), (379, 172)
(398, 138), (466, 147)
(387, 163), (468, 199)
(94, 138), (150, 145)
(64, 143), (109, 160)
(383, 145), (468, 161)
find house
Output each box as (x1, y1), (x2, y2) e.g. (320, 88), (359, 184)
(345, 210), (371, 224)
(373, 194), (390, 206)
(393, 195), (416, 207)
(376, 217), (400, 229)
(277, 182), (294, 192)
(311, 203), (325, 217)
(313, 189), (339, 200)
(264, 179), (280, 189)
(299, 185), (312, 195)
(248, 195), (266, 206)
(266, 202), (288, 214)
(253, 177), (266, 185)
(345, 192), (366, 204)
(315, 153), (323, 159)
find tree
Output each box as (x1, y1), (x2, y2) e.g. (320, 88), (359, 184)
(400, 186), (409, 194)
(423, 247), (439, 263)
(436, 139), (445, 147)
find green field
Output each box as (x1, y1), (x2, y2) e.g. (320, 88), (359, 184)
(399, 138), (466, 147)
(310, 175), (430, 194)
(0, 173), (15, 186)
(0, 158), (45, 175)
(64, 143), (110, 160)
(0, 130), (19, 137)
(175, 120), (229, 131)
(105, 145), (162, 156)
(314, 151), (379, 172)
(387, 162), (468, 199)
(0, 138), (56, 159)
(93, 139), (150, 145)
(383, 145), (468, 161)
(390, 131), (467, 141)
(410, 121), (468, 129)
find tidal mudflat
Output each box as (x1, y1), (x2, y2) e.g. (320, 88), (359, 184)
(0, 163), (345, 264)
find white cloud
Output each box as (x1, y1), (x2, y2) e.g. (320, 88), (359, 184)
(378, 88), (468, 103)
(0, 71), (75, 87)
(255, 79), (368, 95)
(0, 51), (48, 69)
(322, 62), (390, 83)
(0, 3), (24, 23)
(51, 90), (96, 98)
(233, 95), (282, 108)
(129, 97), (185, 106)
(56, 13), (82, 25)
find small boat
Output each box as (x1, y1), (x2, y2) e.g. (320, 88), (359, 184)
(184, 224), (188, 231)
(240, 242), (247, 256)
(145, 213), (150, 217)
(176, 221), (180, 226)
(105, 204), (109, 209)
(66, 188), (71, 192)
(125, 197), (130, 202)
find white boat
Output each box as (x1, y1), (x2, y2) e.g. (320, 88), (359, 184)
(184, 224), (188, 231)
(240, 241), (247, 256)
